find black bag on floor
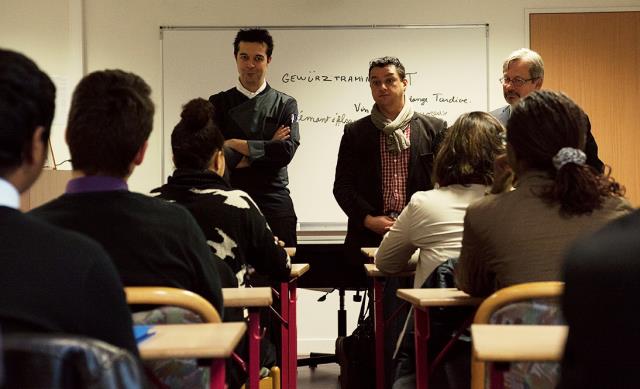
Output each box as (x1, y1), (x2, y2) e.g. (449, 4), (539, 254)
(335, 291), (376, 389)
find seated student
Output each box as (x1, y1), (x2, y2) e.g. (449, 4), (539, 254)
(456, 90), (632, 297)
(561, 209), (640, 388)
(0, 49), (137, 355)
(152, 98), (291, 383)
(152, 98), (291, 296)
(30, 70), (223, 314)
(375, 111), (504, 288)
(376, 111), (504, 389)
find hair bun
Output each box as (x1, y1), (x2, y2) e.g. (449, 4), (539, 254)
(180, 98), (214, 130)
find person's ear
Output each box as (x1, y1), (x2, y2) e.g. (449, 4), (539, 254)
(133, 141), (148, 166)
(28, 126), (46, 167)
(213, 149), (226, 176)
(267, 56), (272, 65)
(534, 77), (543, 90)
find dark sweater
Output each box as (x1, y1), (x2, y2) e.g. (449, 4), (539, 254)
(152, 170), (291, 285)
(30, 190), (223, 316)
(0, 206), (138, 356)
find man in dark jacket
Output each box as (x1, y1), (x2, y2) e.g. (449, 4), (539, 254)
(333, 56), (446, 388)
(333, 56), (447, 266)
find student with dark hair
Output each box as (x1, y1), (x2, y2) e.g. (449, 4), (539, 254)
(0, 49), (137, 355)
(456, 90), (631, 297)
(376, 111), (504, 288)
(153, 97), (290, 300)
(153, 98), (291, 384)
(31, 70), (223, 314)
(210, 28), (300, 247)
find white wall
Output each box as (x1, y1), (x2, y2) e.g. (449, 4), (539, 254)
(1, 0), (85, 168)
(4, 0), (639, 354)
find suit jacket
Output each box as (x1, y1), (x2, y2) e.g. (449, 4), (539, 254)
(561, 209), (640, 388)
(490, 105), (604, 172)
(455, 171), (632, 297)
(333, 112), (446, 262)
(0, 207), (138, 356)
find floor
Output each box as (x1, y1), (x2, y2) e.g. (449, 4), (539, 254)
(296, 359), (341, 389)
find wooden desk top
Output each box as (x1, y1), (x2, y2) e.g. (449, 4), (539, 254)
(139, 322), (246, 360)
(364, 263), (415, 278)
(222, 287), (272, 307)
(397, 288), (483, 307)
(290, 263), (310, 278)
(471, 324), (568, 362)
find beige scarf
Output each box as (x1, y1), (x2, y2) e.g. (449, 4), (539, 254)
(371, 100), (414, 153)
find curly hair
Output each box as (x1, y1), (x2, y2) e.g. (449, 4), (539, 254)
(507, 90), (624, 216)
(171, 98), (224, 170)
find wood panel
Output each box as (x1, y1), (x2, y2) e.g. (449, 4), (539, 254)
(530, 11), (640, 205)
(20, 169), (72, 211)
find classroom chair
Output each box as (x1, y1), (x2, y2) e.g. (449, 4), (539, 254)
(125, 287), (280, 389)
(1, 333), (145, 388)
(471, 281), (564, 389)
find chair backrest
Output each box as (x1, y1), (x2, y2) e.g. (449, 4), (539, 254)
(125, 287), (222, 389)
(471, 282), (564, 389)
(124, 287), (221, 323)
(1, 334), (145, 389)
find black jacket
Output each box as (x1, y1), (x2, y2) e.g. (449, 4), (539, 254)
(333, 113), (447, 262)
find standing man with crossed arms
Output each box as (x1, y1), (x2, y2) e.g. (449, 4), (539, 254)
(210, 28), (300, 247)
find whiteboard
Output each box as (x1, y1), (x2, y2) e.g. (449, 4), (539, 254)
(161, 25), (489, 226)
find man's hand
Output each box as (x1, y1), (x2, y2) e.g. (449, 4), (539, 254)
(272, 125), (291, 141)
(364, 215), (395, 236)
(224, 138), (250, 156)
(490, 153), (515, 194)
(236, 156), (251, 169)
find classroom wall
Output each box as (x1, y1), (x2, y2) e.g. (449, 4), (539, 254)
(3, 0), (639, 354)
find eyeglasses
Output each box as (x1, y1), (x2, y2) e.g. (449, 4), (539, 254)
(499, 76), (538, 88)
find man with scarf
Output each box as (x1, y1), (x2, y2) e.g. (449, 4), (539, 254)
(210, 28), (300, 247)
(334, 56), (446, 268)
(333, 56), (446, 386)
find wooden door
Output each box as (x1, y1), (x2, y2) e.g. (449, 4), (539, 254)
(530, 11), (640, 205)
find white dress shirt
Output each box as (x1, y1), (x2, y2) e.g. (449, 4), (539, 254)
(0, 177), (20, 209)
(235, 79), (267, 99)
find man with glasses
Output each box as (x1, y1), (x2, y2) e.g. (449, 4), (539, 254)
(491, 48), (603, 172)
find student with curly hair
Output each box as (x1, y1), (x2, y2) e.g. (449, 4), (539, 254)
(456, 90), (631, 297)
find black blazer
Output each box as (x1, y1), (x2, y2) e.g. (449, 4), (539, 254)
(561, 209), (640, 388)
(333, 113), (446, 261)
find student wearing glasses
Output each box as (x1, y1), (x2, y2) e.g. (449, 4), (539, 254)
(491, 48), (603, 172)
